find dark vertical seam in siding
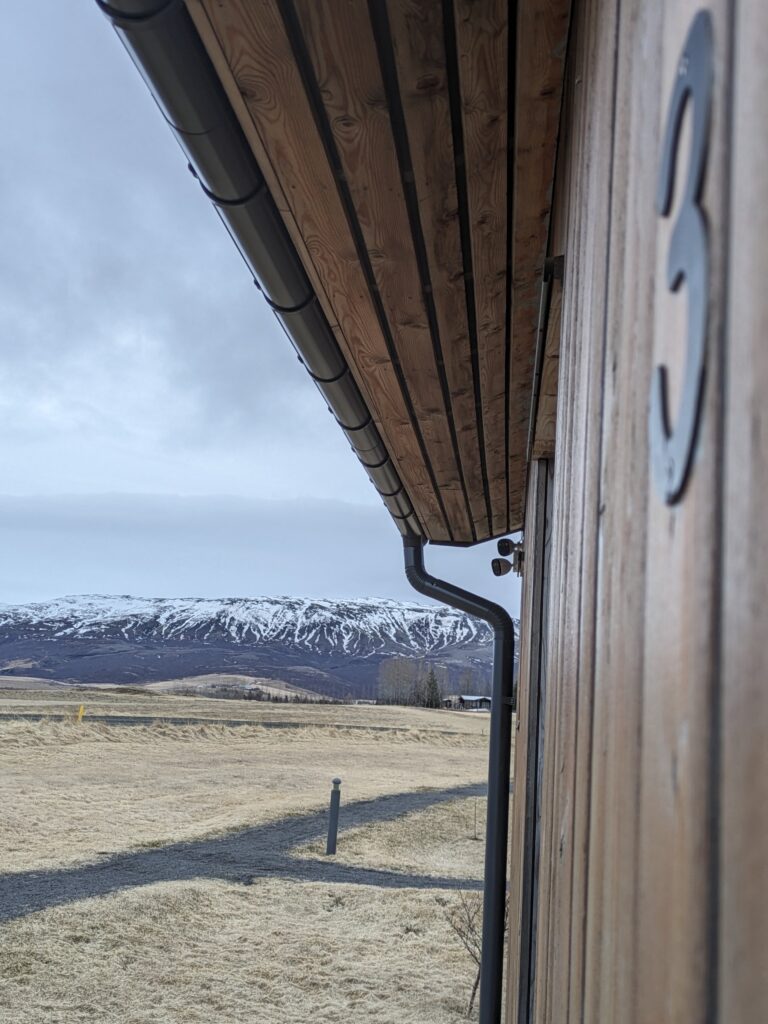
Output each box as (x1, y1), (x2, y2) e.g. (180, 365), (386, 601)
(570, 1), (622, 1021)
(441, 0), (495, 536)
(627, 3), (647, 1018)
(539, 6), (580, 1021)
(513, 19), (572, 1008)
(518, 460), (550, 1024)
(528, 458), (555, 1023)
(709, 2), (735, 1021)
(541, 5), (583, 1019)
(503, 2), (518, 532)
(540, 286), (577, 1024)
(276, 0), (454, 541)
(563, 7), (588, 1012)
(367, 0), (477, 543)
(563, 31), (586, 1021)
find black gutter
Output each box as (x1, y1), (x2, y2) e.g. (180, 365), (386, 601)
(96, 0), (421, 537)
(403, 536), (515, 1024)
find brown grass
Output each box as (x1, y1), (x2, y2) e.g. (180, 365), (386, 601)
(0, 687), (490, 734)
(0, 721), (486, 876)
(0, 691), (496, 1022)
(0, 879), (478, 1024)
(294, 796), (487, 880)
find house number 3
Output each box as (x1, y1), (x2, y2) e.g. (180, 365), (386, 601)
(650, 10), (714, 504)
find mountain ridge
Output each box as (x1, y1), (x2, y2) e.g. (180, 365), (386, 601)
(0, 594), (514, 699)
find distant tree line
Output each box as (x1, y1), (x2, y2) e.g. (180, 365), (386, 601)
(376, 657), (485, 708)
(243, 687), (339, 704)
(377, 656), (491, 707)
(171, 685), (341, 704)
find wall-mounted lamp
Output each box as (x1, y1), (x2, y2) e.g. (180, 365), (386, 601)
(492, 538), (524, 578)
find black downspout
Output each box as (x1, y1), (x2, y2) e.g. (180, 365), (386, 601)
(403, 536), (515, 1024)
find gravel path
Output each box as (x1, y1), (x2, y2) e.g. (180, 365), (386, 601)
(0, 782), (486, 923)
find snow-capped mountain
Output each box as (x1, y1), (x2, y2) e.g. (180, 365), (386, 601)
(0, 595), (492, 658)
(0, 595), (510, 699)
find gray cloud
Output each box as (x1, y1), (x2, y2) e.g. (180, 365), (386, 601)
(0, 494), (520, 614)
(0, 3), (520, 616)
(0, 1), (361, 500)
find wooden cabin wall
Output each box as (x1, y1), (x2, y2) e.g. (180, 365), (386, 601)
(529, 1), (617, 1021)
(719, 2), (768, 1020)
(507, 1), (766, 1022)
(507, 458), (553, 1024)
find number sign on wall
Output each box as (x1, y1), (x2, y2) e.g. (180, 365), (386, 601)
(650, 10), (714, 505)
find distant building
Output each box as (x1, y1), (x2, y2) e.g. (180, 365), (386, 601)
(442, 694), (491, 712)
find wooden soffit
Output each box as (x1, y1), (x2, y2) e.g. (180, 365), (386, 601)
(187, 0), (570, 545)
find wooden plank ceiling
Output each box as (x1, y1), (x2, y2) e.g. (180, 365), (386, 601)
(187, 0), (569, 545)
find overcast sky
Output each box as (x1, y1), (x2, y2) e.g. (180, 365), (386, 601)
(0, 1), (520, 615)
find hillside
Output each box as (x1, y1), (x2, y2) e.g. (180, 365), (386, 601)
(0, 595), (514, 700)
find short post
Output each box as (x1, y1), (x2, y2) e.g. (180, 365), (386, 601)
(325, 777), (342, 855)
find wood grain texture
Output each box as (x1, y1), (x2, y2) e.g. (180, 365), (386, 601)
(193, 0), (571, 544)
(532, 4), (612, 991)
(506, 457), (551, 1024)
(531, 240), (579, 1022)
(636, 2), (730, 1021)
(719, 1), (768, 1020)
(387, 0), (489, 538)
(580, 2), (661, 1021)
(192, 0), (450, 539)
(510, 3), (737, 1023)
(293, 0), (472, 541)
(508, 0), (571, 529)
(452, 0), (509, 535)
(557, 4), (616, 1017)
(536, 252), (577, 1024)
(527, 25), (593, 1015)
(531, 281), (562, 460)
(505, 463), (538, 1024)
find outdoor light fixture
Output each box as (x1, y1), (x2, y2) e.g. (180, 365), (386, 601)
(494, 538), (525, 577)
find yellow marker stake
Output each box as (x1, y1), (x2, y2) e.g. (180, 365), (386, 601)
(77, 704), (85, 723)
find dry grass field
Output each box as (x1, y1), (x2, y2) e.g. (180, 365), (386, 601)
(295, 796), (487, 881)
(0, 688), (497, 1023)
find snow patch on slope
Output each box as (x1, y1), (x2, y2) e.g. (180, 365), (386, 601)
(0, 595), (500, 659)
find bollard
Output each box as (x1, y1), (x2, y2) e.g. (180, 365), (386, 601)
(325, 777), (342, 855)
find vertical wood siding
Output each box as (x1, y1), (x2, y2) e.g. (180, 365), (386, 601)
(506, 0), (765, 1021)
(507, 458), (552, 1024)
(719, 2), (768, 1021)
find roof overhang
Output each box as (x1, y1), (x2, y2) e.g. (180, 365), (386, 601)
(98, 0), (570, 545)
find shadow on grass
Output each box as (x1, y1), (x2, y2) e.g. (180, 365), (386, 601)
(0, 782), (486, 923)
